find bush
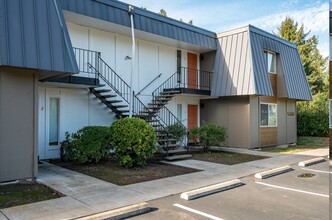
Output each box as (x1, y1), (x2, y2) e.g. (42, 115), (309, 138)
(61, 126), (111, 164)
(167, 123), (187, 141)
(189, 124), (227, 152)
(297, 111), (328, 137)
(110, 117), (157, 168)
(297, 91), (328, 137)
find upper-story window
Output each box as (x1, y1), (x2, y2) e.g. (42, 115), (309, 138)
(266, 51), (276, 74)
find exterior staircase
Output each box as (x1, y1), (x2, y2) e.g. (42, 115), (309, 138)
(74, 47), (190, 160)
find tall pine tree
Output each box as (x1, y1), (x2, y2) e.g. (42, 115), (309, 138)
(276, 17), (327, 95)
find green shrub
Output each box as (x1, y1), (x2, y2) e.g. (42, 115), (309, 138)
(167, 123), (187, 141)
(60, 132), (73, 161)
(110, 117), (157, 168)
(62, 126), (111, 164)
(297, 111), (328, 137)
(297, 92), (328, 137)
(189, 124), (227, 152)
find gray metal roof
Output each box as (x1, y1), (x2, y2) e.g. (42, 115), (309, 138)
(59, 0), (217, 50)
(211, 25), (312, 101)
(0, 0), (79, 79)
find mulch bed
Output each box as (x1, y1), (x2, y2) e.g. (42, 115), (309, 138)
(189, 149), (268, 165)
(0, 181), (63, 209)
(50, 157), (201, 186)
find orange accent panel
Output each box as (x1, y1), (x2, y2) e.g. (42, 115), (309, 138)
(188, 104), (198, 129)
(187, 52), (198, 89)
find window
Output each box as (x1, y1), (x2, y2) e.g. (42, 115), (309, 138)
(261, 103), (277, 127)
(177, 104), (182, 122)
(49, 98), (60, 145)
(266, 51), (276, 73)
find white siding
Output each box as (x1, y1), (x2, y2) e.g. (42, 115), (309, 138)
(38, 87), (115, 159)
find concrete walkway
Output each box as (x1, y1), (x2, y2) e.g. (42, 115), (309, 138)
(0, 149), (328, 220)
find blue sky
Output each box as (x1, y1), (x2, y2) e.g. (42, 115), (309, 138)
(122, 0), (329, 57)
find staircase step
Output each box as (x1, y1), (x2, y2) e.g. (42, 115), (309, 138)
(159, 149), (188, 154)
(94, 89), (112, 93)
(112, 105), (128, 109)
(152, 124), (163, 127)
(158, 138), (178, 142)
(146, 119), (159, 123)
(165, 154), (192, 161)
(104, 100), (123, 104)
(156, 94), (174, 98)
(160, 90), (181, 95)
(148, 103), (165, 106)
(158, 143), (179, 148)
(102, 94), (118, 98)
(117, 109), (129, 113)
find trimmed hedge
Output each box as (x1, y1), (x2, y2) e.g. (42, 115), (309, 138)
(61, 126), (111, 164)
(110, 117), (157, 168)
(297, 111), (328, 137)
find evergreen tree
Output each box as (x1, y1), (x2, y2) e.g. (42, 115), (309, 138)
(276, 17), (327, 95)
(159, 9), (167, 16)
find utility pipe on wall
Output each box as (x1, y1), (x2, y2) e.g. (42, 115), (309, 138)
(128, 5), (135, 118)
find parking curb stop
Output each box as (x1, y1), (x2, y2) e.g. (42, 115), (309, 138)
(74, 202), (150, 220)
(180, 179), (243, 201)
(255, 166), (293, 179)
(298, 157), (325, 167)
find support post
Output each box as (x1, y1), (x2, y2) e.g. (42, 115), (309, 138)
(128, 5), (135, 118)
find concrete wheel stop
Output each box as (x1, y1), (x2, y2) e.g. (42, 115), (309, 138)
(180, 179), (243, 201)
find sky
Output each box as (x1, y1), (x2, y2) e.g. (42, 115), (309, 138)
(122, 0), (329, 57)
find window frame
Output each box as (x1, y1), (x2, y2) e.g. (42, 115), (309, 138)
(260, 102), (278, 127)
(265, 50), (277, 74)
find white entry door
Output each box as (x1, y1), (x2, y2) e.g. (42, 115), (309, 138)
(38, 88), (61, 159)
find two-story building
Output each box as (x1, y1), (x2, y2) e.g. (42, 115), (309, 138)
(0, 0), (311, 182)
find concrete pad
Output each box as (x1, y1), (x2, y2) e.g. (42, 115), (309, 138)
(254, 166), (293, 179)
(38, 162), (116, 196)
(295, 148), (329, 157)
(0, 212), (8, 220)
(180, 179), (243, 200)
(1, 197), (96, 220)
(75, 202), (149, 220)
(298, 157), (326, 167)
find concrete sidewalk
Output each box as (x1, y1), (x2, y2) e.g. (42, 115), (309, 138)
(0, 149), (327, 220)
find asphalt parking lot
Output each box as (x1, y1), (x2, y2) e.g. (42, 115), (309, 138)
(129, 160), (330, 220)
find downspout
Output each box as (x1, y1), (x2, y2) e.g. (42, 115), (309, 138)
(128, 5), (135, 118)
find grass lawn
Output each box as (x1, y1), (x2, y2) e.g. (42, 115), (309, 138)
(264, 136), (328, 154)
(190, 150), (268, 165)
(50, 157), (200, 186)
(0, 182), (63, 209)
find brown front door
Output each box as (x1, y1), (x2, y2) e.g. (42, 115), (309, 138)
(188, 104), (198, 143)
(187, 52), (198, 89)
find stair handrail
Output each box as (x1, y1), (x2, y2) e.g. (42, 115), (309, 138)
(136, 73), (162, 96)
(133, 92), (186, 148)
(88, 57), (131, 104)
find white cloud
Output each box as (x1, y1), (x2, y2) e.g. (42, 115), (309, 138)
(222, 2), (328, 34)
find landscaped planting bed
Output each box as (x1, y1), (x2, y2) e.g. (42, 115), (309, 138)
(0, 182), (63, 209)
(190, 149), (268, 165)
(50, 157), (201, 186)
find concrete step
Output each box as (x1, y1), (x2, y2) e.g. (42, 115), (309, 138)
(159, 149), (188, 154)
(157, 143), (179, 148)
(165, 154), (192, 161)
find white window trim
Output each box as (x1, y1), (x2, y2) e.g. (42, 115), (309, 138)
(265, 50), (276, 74)
(260, 102), (278, 127)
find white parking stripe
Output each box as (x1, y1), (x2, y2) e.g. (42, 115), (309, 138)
(301, 168), (332, 174)
(256, 182), (329, 198)
(174, 203), (224, 220)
